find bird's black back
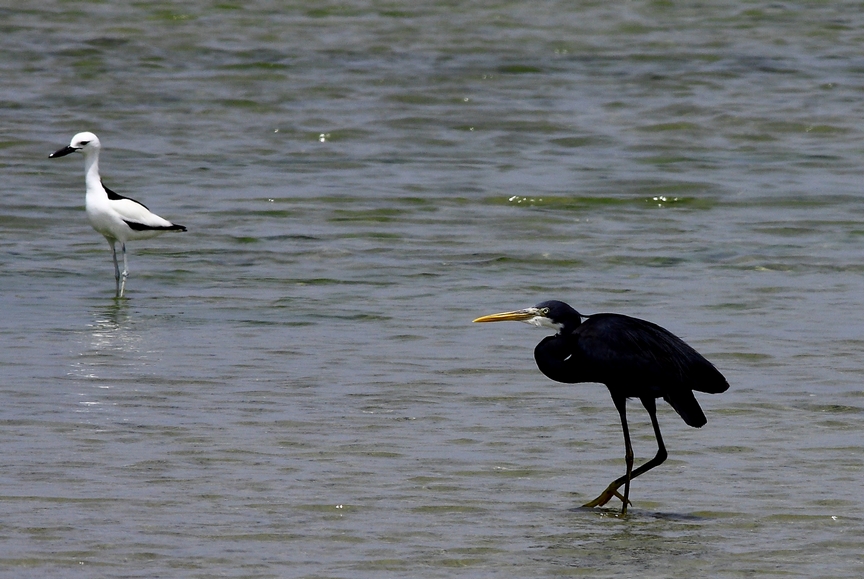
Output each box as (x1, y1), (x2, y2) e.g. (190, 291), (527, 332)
(104, 182), (148, 209)
(534, 313), (728, 427)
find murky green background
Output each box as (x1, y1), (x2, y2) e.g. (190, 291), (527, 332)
(2, 1), (863, 577)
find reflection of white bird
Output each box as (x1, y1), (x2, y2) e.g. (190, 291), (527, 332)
(50, 132), (186, 298)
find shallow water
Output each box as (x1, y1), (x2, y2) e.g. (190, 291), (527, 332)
(2, 1), (864, 577)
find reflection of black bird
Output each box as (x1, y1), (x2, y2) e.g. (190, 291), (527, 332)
(474, 300), (728, 514)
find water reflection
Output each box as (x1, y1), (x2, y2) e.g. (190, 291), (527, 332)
(540, 510), (717, 574)
(88, 300), (138, 350)
(69, 301), (140, 385)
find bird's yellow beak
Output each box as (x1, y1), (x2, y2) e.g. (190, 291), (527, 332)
(473, 309), (537, 323)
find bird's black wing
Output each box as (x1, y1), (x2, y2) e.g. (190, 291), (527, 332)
(123, 220), (187, 232)
(572, 314), (728, 426)
(103, 182), (149, 210)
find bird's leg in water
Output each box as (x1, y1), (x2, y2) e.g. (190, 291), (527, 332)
(583, 396), (633, 513)
(618, 396), (634, 514)
(583, 397), (668, 512)
(119, 242), (128, 298)
(582, 481), (629, 508)
(110, 240), (121, 297)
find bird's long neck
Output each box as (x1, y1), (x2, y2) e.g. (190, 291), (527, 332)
(82, 151), (105, 198)
(559, 316), (582, 335)
(534, 334), (586, 384)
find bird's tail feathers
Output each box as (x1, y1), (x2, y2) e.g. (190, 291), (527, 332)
(690, 361), (730, 394)
(664, 389), (707, 428)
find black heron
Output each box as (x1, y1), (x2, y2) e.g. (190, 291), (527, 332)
(473, 300), (728, 514)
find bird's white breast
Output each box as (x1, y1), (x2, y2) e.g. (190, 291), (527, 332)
(85, 191), (126, 241)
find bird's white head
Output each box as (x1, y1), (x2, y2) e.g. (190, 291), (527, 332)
(50, 132), (101, 158)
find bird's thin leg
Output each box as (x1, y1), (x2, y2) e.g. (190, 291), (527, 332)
(583, 395), (634, 514)
(119, 242), (128, 298)
(110, 240), (120, 297)
(631, 397), (668, 479)
(582, 398), (668, 511)
(618, 396), (634, 514)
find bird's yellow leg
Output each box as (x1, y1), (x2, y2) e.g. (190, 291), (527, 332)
(582, 482), (630, 508)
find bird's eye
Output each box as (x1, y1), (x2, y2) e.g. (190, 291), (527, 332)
(540, 308), (549, 315)
(78, 141), (90, 146)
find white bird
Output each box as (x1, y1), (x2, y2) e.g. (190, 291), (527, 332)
(50, 132), (186, 298)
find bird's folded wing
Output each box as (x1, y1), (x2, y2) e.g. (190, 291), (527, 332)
(112, 198), (175, 228)
(574, 316), (721, 390)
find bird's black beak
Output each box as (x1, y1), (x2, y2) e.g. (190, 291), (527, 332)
(49, 145), (77, 158)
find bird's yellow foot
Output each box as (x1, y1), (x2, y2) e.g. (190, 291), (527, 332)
(582, 484), (631, 508)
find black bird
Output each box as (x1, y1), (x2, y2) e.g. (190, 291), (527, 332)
(473, 300), (728, 514)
